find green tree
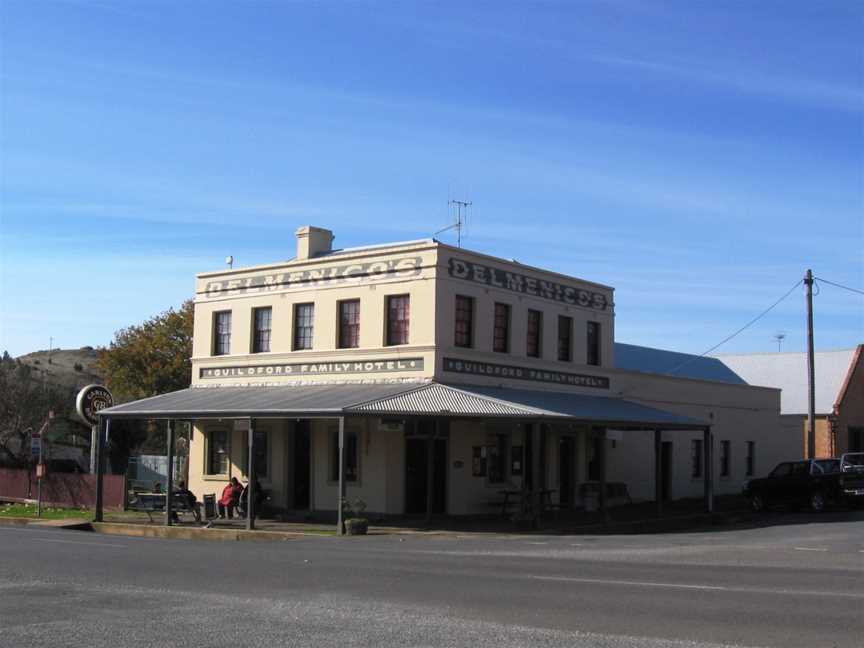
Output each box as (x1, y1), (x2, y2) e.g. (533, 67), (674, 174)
(98, 300), (194, 402)
(97, 300), (194, 472)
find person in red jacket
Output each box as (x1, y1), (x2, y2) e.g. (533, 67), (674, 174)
(218, 477), (242, 519)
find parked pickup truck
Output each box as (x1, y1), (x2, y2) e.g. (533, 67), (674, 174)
(743, 455), (864, 513)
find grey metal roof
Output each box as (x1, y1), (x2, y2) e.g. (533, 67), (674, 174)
(714, 347), (860, 414)
(457, 385), (708, 429)
(99, 383), (416, 419)
(615, 343), (746, 385)
(101, 381), (707, 429)
(348, 383), (538, 417)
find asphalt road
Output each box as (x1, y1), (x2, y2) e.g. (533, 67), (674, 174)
(1, 513), (862, 648)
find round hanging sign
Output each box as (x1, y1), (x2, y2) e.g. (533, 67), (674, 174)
(75, 384), (114, 426)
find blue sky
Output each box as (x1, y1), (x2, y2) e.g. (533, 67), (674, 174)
(1, 1), (862, 358)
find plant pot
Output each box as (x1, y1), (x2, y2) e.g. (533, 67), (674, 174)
(344, 518), (368, 535)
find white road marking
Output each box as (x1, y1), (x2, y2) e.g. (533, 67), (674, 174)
(527, 575), (864, 599)
(793, 547), (828, 552)
(35, 538), (126, 548)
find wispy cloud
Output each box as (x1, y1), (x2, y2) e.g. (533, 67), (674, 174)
(592, 55), (864, 112)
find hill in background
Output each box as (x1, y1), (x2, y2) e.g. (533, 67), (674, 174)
(15, 347), (104, 393)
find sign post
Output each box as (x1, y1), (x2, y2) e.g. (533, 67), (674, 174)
(76, 385), (114, 474)
(33, 412), (53, 518)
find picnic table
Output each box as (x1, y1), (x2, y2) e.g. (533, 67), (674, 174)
(127, 491), (200, 523)
(495, 489), (557, 519)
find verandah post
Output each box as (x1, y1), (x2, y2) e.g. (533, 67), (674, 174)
(654, 429), (663, 518)
(597, 427), (608, 523)
(337, 416), (345, 536)
(165, 419), (175, 526)
(247, 418), (256, 531)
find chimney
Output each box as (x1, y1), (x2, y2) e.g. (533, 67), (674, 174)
(295, 226), (334, 260)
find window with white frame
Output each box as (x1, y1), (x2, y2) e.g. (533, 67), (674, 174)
(207, 430), (229, 475)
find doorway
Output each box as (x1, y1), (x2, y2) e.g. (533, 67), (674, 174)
(559, 436), (576, 507)
(292, 420), (311, 510)
(405, 437), (447, 515)
(660, 441), (673, 502)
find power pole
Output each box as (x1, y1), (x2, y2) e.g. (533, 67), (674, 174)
(805, 269), (817, 459)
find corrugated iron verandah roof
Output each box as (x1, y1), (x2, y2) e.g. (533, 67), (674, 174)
(99, 381), (709, 430)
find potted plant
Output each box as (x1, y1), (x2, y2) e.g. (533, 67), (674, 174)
(341, 497), (369, 535)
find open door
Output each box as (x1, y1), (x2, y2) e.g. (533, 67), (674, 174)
(405, 437), (447, 515)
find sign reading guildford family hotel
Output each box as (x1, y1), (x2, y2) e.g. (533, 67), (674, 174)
(443, 358), (610, 389)
(201, 358), (425, 379)
(448, 258), (610, 311)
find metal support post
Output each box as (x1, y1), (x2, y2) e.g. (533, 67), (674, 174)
(89, 424), (98, 474)
(94, 417), (108, 522)
(704, 428), (714, 514)
(337, 417), (346, 536)
(805, 269), (817, 459)
(654, 429), (663, 518)
(246, 418), (256, 531)
(597, 428), (608, 523)
(165, 420), (175, 526)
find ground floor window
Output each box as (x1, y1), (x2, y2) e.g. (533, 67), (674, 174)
(745, 441), (755, 476)
(207, 429), (229, 475)
(720, 440), (731, 477)
(690, 439), (703, 478)
(330, 428), (359, 482)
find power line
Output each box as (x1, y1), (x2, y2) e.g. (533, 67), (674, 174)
(814, 276), (864, 297)
(667, 279), (803, 375)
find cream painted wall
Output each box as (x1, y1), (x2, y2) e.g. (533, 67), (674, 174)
(186, 419), (289, 509)
(434, 246), (616, 385)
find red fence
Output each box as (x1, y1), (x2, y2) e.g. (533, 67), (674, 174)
(0, 468), (125, 509)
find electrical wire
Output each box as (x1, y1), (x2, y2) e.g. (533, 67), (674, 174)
(814, 276), (864, 297)
(666, 279), (804, 375)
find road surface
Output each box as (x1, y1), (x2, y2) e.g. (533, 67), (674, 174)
(1, 513), (862, 647)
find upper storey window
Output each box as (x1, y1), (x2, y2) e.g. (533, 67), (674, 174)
(493, 302), (510, 353)
(213, 311), (232, 356)
(252, 307), (272, 353)
(338, 299), (361, 349)
(293, 303), (314, 350)
(587, 321), (601, 366)
(526, 309), (542, 358)
(454, 295), (474, 348)
(386, 295), (410, 346)
(557, 315), (572, 362)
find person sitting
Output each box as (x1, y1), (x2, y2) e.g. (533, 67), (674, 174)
(217, 477), (242, 519)
(152, 481), (163, 494)
(172, 480), (201, 523)
(238, 479), (266, 518)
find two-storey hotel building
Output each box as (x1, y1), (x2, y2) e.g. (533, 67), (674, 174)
(101, 226), (788, 523)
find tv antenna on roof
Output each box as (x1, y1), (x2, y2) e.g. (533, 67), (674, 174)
(773, 331), (786, 352)
(435, 199), (472, 247)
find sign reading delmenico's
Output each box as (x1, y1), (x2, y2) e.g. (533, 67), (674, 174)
(201, 357), (425, 379)
(443, 358), (610, 389)
(448, 258), (609, 311)
(203, 257), (423, 297)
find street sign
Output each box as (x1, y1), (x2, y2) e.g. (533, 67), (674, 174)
(31, 438), (41, 459)
(75, 385), (114, 426)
